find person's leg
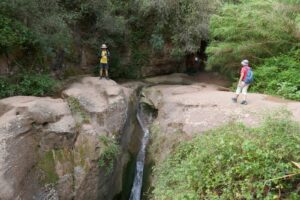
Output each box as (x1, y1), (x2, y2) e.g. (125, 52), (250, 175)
(105, 64), (109, 79)
(100, 64), (103, 78)
(241, 84), (249, 105)
(232, 84), (242, 102)
(105, 69), (109, 79)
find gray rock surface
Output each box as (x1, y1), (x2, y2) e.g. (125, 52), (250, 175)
(143, 82), (300, 165)
(0, 77), (136, 200)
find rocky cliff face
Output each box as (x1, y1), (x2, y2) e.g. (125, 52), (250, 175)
(0, 77), (139, 200)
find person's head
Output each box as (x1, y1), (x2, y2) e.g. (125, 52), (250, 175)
(241, 59), (249, 66)
(101, 44), (107, 49)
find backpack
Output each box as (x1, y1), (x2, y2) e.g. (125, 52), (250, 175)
(244, 67), (254, 84)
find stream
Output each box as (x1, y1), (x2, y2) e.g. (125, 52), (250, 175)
(129, 102), (153, 200)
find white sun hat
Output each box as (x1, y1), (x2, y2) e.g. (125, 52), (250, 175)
(241, 59), (249, 66)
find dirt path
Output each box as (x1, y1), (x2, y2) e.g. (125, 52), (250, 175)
(142, 73), (300, 134)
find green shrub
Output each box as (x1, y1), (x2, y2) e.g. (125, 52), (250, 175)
(0, 15), (35, 55)
(207, 0), (300, 71)
(0, 73), (60, 98)
(152, 111), (300, 200)
(251, 50), (300, 101)
(98, 135), (120, 175)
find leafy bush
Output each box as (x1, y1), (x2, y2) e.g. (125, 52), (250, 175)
(0, 73), (60, 98)
(0, 15), (34, 55)
(98, 135), (120, 175)
(152, 111), (300, 200)
(207, 0), (300, 71)
(251, 50), (300, 101)
(107, 27), (150, 79)
(138, 0), (221, 57)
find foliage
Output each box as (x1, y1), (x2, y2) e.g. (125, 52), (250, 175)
(0, 0), (73, 59)
(251, 50), (300, 101)
(62, 0), (127, 48)
(0, 0), (233, 79)
(137, 0), (221, 57)
(0, 15), (34, 55)
(0, 72), (59, 98)
(67, 96), (90, 124)
(105, 23), (151, 79)
(150, 34), (165, 52)
(62, 66), (85, 79)
(0, 0), (126, 71)
(98, 135), (120, 175)
(152, 111), (300, 200)
(4, 0), (300, 80)
(207, 0), (300, 72)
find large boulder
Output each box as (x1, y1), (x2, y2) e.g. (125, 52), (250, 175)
(62, 77), (134, 200)
(0, 97), (76, 200)
(0, 77), (137, 200)
(63, 77), (129, 135)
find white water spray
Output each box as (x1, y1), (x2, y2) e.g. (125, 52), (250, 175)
(129, 106), (150, 200)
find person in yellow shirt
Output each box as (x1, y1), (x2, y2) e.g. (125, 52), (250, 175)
(99, 44), (110, 79)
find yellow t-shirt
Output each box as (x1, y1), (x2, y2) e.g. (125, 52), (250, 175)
(100, 50), (108, 64)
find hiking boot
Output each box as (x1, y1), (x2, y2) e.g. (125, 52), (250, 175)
(232, 97), (237, 103)
(99, 76), (103, 80)
(106, 77), (109, 80)
(241, 100), (248, 105)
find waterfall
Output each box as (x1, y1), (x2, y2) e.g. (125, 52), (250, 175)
(129, 105), (150, 200)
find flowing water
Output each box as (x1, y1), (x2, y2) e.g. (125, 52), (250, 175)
(129, 105), (151, 200)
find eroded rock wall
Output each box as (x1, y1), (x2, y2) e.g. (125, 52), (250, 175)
(0, 77), (139, 200)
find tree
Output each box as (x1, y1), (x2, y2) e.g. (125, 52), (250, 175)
(137, 0), (222, 56)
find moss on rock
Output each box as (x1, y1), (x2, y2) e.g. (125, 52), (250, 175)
(37, 151), (59, 184)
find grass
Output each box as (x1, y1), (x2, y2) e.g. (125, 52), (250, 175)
(37, 151), (59, 184)
(152, 110), (300, 200)
(67, 96), (90, 124)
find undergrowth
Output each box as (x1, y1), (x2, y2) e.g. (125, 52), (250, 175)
(152, 110), (300, 200)
(0, 72), (60, 98)
(67, 96), (90, 124)
(98, 135), (120, 175)
(251, 50), (300, 101)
